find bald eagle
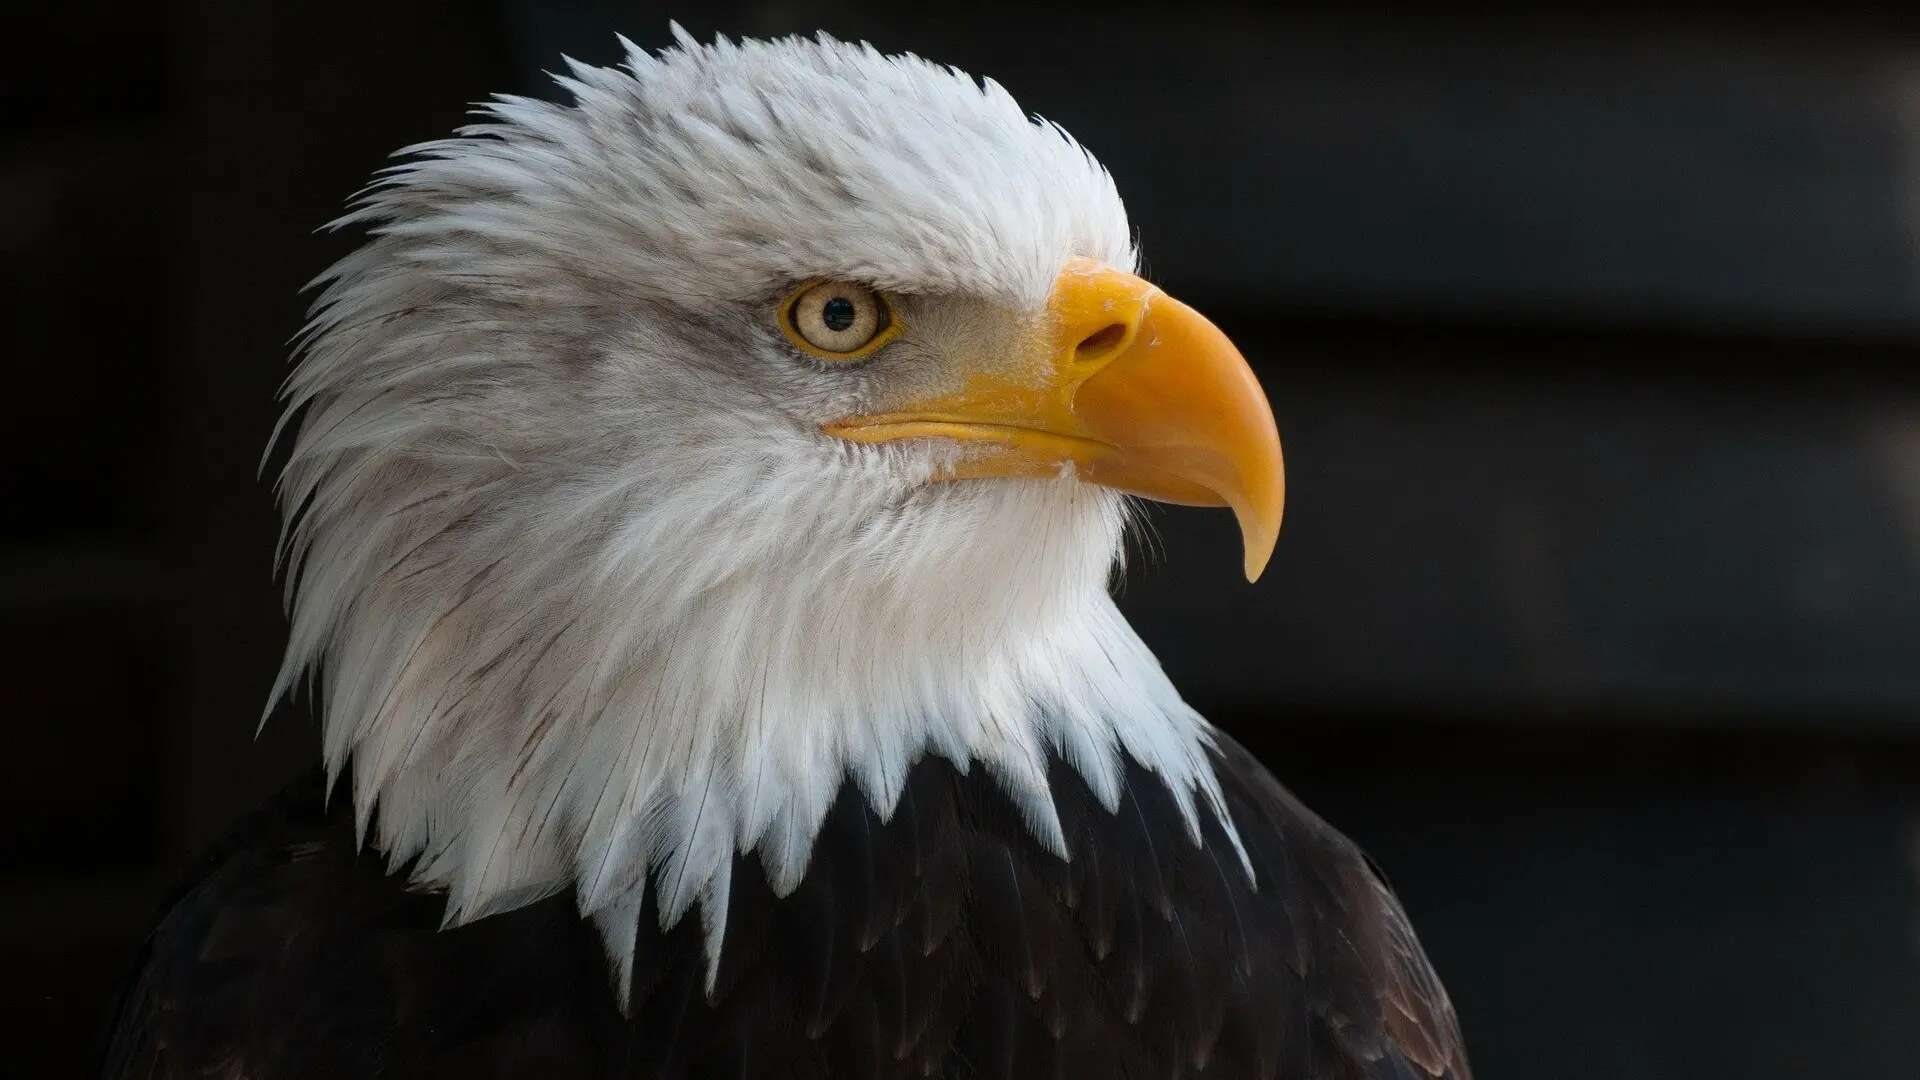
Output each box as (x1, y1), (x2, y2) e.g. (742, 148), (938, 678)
(104, 29), (1470, 1080)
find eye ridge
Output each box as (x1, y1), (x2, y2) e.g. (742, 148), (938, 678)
(779, 280), (900, 362)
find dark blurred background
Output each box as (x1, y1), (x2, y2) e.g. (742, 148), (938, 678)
(8, 3), (1920, 1077)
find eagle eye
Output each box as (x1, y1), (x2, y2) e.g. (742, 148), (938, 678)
(780, 281), (898, 361)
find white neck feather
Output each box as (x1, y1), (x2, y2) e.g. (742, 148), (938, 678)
(278, 412), (1247, 993)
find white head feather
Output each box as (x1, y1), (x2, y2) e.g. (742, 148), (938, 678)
(270, 27), (1248, 996)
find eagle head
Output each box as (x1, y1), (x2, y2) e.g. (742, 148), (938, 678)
(271, 27), (1282, 986)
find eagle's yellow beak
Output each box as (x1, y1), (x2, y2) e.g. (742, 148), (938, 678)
(824, 258), (1285, 581)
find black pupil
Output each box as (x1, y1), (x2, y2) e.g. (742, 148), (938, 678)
(821, 296), (857, 332)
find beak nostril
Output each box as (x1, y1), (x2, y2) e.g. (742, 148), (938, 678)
(1075, 322), (1129, 363)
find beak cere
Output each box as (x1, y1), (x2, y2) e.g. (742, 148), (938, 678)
(823, 258), (1286, 581)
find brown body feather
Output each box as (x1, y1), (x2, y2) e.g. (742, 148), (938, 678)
(104, 733), (1466, 1079)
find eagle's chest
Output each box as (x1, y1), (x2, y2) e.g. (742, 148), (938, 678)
(432, 756), (1265, 1078)
(121, 755), (1302, 1079)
